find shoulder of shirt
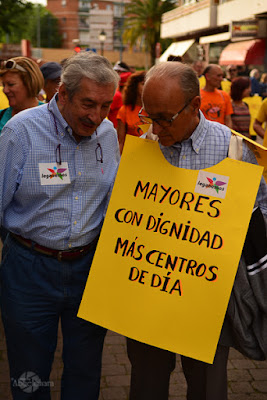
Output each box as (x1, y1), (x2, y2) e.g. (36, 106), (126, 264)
(221, 90), (231, 98)
(98, 117), (117, 138)
(2, 103), (49, 135)
(8, 103), (48, 122)
(101, 117), (117, 131)
(204, 117), (232, 138)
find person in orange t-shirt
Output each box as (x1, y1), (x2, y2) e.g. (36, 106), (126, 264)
(200, 64), (233, 128)
(108, 71), (131, 128)
(117, 71), (146, 153)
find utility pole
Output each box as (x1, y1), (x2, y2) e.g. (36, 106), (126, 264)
(36, 5), (41, 57)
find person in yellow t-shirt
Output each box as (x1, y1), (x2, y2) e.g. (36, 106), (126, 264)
(192, 60), (206, 89)
(253, 97), (267, 147)
(0, 85), (9, 109)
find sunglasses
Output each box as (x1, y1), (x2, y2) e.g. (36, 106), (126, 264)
(2, 59), (27, 73)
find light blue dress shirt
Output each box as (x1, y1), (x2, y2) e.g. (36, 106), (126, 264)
(158, 111), (267, 219)
(0, 101), (44, 134)
(0, 95), (120, 249)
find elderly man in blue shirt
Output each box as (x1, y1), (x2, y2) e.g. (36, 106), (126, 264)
(0, 52), (120, 399)
(129, 61), (267, 400)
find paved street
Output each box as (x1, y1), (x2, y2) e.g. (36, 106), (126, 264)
(0, 325), (267, 400)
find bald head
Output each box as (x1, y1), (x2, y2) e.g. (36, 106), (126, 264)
(203, 64), (223, 91)
(142, 61), (201, 146)
(145, 62), (200, 103)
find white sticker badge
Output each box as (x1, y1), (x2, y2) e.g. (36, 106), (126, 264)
(39, 162), (71, 185)
(195, 171), (229, 199)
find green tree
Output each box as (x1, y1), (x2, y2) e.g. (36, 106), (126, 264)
(27, 6), (62, 48)
(123, 0), (176, 67)
(0, 3), (62, 48)
(0, 0), (33, 36)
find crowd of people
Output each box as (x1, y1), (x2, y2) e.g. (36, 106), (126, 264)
(1, 56), (267, 146)
(0, 52), (266, 400)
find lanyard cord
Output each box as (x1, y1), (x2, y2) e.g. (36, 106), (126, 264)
(47, 101), (62, 165)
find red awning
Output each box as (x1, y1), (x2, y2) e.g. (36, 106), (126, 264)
(219, 39), (266, 66)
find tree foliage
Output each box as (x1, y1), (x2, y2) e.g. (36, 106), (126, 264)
(28, 6), (62, 48)
(0, 0), (33, 36)
(123, 0), (176, 67)
(0, 2), (62, 48)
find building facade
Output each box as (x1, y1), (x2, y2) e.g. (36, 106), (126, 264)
(46, 0), (129, 53)
(160, 0), (267, 68)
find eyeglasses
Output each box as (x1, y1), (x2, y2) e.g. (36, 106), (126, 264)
(3, 59), (27, 73)
(138, 99), (193, 128)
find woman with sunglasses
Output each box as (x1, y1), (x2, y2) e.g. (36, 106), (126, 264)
(0, 57), (44, 134)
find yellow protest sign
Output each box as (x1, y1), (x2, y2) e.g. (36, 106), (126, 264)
(231, 129), (267, 183)
(221, 80), (231, 94)
(243, 95), (263, 137)
(78, 136), (263, 364)
(198, 75), (206, 90)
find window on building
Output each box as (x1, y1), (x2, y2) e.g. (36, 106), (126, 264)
(79, 17), (89, 28)
(62, 0), (66, 6)
(114, 4), (123, 17)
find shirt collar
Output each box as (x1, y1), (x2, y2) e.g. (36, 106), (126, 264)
(188, 111), (207, 154)
(48, 94), (68, 139)
(161, 111), (207, 154)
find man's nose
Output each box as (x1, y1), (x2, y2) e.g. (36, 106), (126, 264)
(88, 107), (102, 125)
(152, 121), (163, 135)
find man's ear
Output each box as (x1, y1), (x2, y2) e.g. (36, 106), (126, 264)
(191, 96), (201, 113)
(58, 83), (68, 105)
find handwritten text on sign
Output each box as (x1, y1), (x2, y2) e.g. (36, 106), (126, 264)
(78, 136), (263, 363)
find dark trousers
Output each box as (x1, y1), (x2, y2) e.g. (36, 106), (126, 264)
(127, 338), (176, 400)
(181, 345), (229, 400)
(127, 338), (229, 400)
(0, 235), (106, 400)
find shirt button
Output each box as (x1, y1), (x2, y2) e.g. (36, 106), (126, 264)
(196, 148), (199, 152)
(170, 152), (173, 156)
(74, 221), (77, 225)
(68, 243), (72, 248)
(61, 133), (64, 137)
(183, 155), (186, 160)
(75, 196), (78, 200)
(76, 146), (79, 150)
(78, 171), (81, 176)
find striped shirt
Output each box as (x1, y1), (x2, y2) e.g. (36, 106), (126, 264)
(231, 102), (251, 137)
(0, 95), (120, 249)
